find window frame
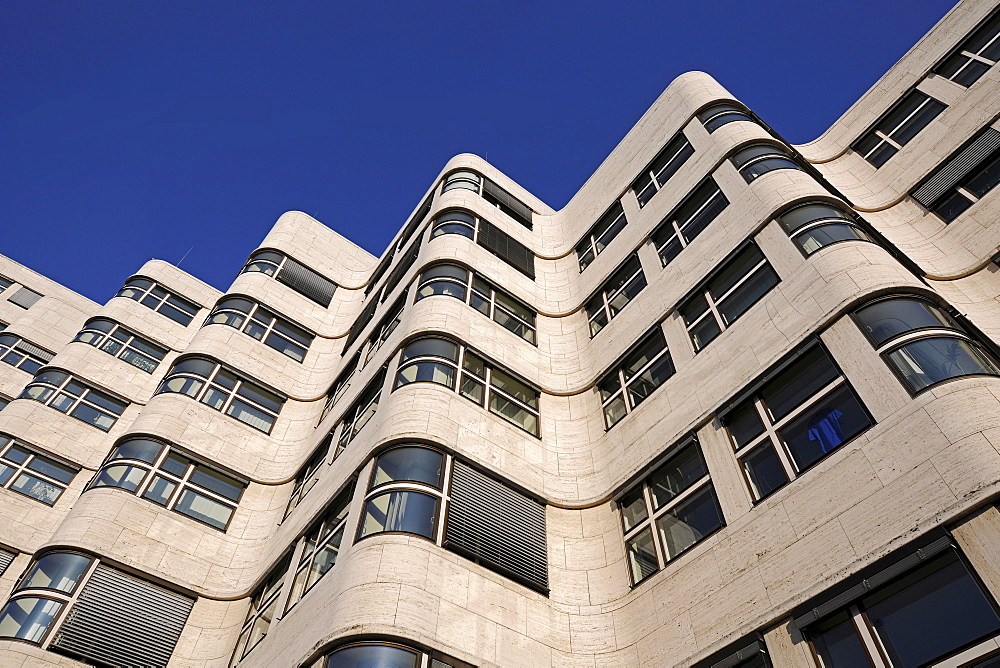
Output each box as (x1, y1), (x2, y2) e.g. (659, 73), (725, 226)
(851, 90), (947, 167)
(575, 202), (628, 271)
(0, 434), (78, 506)
(362, 296), (405, 367)
(697, 101), (755, 133)
(320, 352), (360, 423)
(335, 368), (386, 454)
(585, 254), (647, 338)
(283, 435), (331, 520)
(629, 133), (696, 208)
(357, 445), (447, 544)
(204, 297), (314, 363)
(776, 201), (878, 257)
(649, 178), (729, 267)
(282, 486), (354, 612)
(730, 143), (801, 183)
(932, 8), (1000, 87)
(72, 318), (168, 373)
(596, 327), (675, 430)
(19, 370), (129, 432)
(0, 334), (52, 375)
(115, 276), (201, 326)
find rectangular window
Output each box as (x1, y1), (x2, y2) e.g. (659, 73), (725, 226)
(283, 435), (331, 519)
(585, 254), (647, 337)
(336, 369), (385, 453)
(205, 298), (313, 362)
(0, 434), (78, 506)
(6, 286), (42, 310)
(619, 437), (724, 585)
(19, 370), (129, 431)
(911, 127), (1000, 222)
(630, 134), (695, 207)
(321, 353), (360, 422)
(116, 277), (201, 325)
(0, 395), (9, 411)
(378, 237), (422, 303)
(933, 9), (1000, 87)
(363, 296), (405, 366)
(241, 250), (338, 307)
(851, 90), (947, 167)
(575, 202), (628, 271)
(284, 486), (352, 611)
(0, 334), (53, 375)
(430, 210), (536, 279)
(0, 276), (11, 291)
(482, 176), (534, 229)
(89, 438), (246, 530)
(722, 344), (873, 501)
(679, 242), (779, 351)
(73, 318), (167, 373)
(597, 327), (675, 429)
(231, 554), (291, 664)
(650, 178), (729, 267)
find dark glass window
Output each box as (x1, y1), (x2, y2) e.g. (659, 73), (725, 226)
(240, 250), (338, 307)
(0, 434), (77, 505)
(231, 555), (291, 663)
(851, 90), (947, 167)
(335, 369), (385, 454)
(73, 318), (167, 373)
(650, 179), (729, 267)
(429, 208), (536, 279)
(205, 298), (313, 362)
(731, 144), (800, 183)
(284, 435), (330, 519)
(585, 254), (647, 337)
(19, 370), (128, 431)
(284, 487), (352, 610)
(115, 277), (200, 325)
(924, 142), (1000, 223)
(575, 202), (628, 270)
(698, 102), (754, 132)
(0, 334), (52, 375)
(321, 352), (360, 422)
(630, 133), (695, 207)
(597, 328), (674, 429)
(933, 10), (1000, 87)
(777, 202), (876, 255)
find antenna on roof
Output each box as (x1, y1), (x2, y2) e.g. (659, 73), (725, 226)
(177, 247), (194, 267)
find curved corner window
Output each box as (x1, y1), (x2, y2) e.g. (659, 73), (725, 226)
(731, 144), (800, 183)
(89, 437), (245, 530)
(324, 641), (474, 668)
(156, 358), (285, 433)
(372, 446), (444, 489)
(698, 102), (754, 132)
(777, 202), (876, 256)
(430, 209), (476, 240)
(240, 250), (337, 307)
(115, 277), (200, 326)
(73, 318), (167, 373)
(442, 170), (482, 194)
(205, 297), (313, 362)
(854, 297), (1000, 393)
(0, 551), (94, 644)
(0, 596), (64, 643)
(358, 446), (445, 541)
(0, 434), (77, 506)
(19, 370), (128, 431)
(416, 263), (536, 344)
(0, 334), (52, 375)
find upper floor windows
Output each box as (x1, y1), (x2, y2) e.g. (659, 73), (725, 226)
(575, 202), (628, 271)
(363, 296), (405, 366)
(336, 368), (385, 453)
(205, 297), (313, 363)
(395, 336), (540, 436)
(0, 334), (53, 375)
(230, 554), (291, 665)
(241, 250), (337, 307)
(933, 9), (1000, 87)
(116, 277), (200, 326)
(679, 242), (779, 352)
(851, 90), (946, 168)
(359, 446), (445, 541)
(0, 434), (77, 506)
(777, 201), (876, 255)
(597, 327), (674, 429)
(698, 102), (754, 132)
(441, 170), (534, 229)
(283, 435), (330, 519)
(650, 178), (729, 267)
(321, 642), (474, 668)
(619, 437), (724, 585)
(156, 357), (285, 433)
(722, 344), (872, 501)
(416, 263), (537, 344)
(442, 169), (481, 193)
(585, 254), (647, 337)
(731, 143), (800, 183)
(430, 209), (536, 279)
(89, 437), (246, 530)
(320, 352), (360, 422)
(283, 486), (352, 612)
(630, 134), (695, 207)
(73, 318), (167, 373)
(0, 276), (11, 291)
(911, 127), (1000, 222)
(7, 286), (43, 310)
(853, 296), (1000, 394)
(20, 370), (128, 431)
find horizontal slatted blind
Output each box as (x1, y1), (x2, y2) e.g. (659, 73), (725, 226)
(445, 460), (548, 592)
(52, 564), (195, 668)
(483, 178), (534, 229)
(277, 258), (337, 307)
(0, 548), (15, 576)
(15, 340), (53, 362)
(477, 220), (535, 279)
(7, 287), (43, 309)
(911, 128), (1000, 206)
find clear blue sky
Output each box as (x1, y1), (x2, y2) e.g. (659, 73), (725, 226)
(2, 0), (957, 302)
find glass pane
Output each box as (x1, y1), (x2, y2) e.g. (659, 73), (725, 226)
(780, 385), (872, 471)
(143, 475), (178, 506)
(855, 298), (957, 346)
(326, 644), (418, 668)
(84, 390), (127, 414)
(811, 612), (873, 667)
(175, 489), (233, 529)
(891, 98), (945, 146)
(11, 473), (62, 504)
(227, 398), (276, 432)
(761, 346), (839, 422)
(395, 361), (456, 389)
(70, 404), (116, 431)
(648, 443), (708, 508)
(779, 203), (850, 234)
(727, 402), (765, 449)
(0, 462), (13, 486)
(604, 395), (628, 429)
(19, 552), (92, 593)
(655, 486), (723, 560)
(305, 528), (343, 590)
(372, 447), (444, 489)
(716, 264), (779, 326)
(120, 348), (159, 372)
(689, 315), (721, 351)
(490, 393), (538, 434)
(416, 279), (466, 301)
(0, 597), (63, 642)
(795, 223), (872, 254)
(161, 376), (204, 397)
(626, 528), (659, 583)
(864, 552), (1000, 668)
(26, 455), (76, 484)
(460, 376), (485, 405)
(620, 488), (648, 531)
(360, 491), (438, 539)
(742, 443), (788, 500)
(888, 337), (1000, 392)
(190, 465), (244, 501)
(91, 464), (147, 492)
(400, 338), (458, 363)
(490, 368), (537, 408)
(626, 353), (674, 409)
(740, 156), (799, 181)
(236, 382), (284, 413)
(732, 145), (783, 168)
(933, 190), (976, 222)
(961, 147), (1000, 198)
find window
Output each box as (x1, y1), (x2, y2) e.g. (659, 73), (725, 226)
(619, 437), (724, 585)
(851, 90), (947, 167)
(597, 328), (675, 429)
(933, 9), (1000, 87)
(722, 344), (873, 501)
(343, 298), (380, 351)
(205, 297), (313, 362)
(777, 201), (876, 255)
(911, 127), (1000, 222)
(0, 334), (53, 374)
(363, 296), (405, 366)
(115, 277), (201, 326)
(731, 144), (800, 182)
(335, 368), (385, 453)
(0, 434), (78, 506)
(0, 395), (9, 411)
(650, 178), (729, 267)
(853, 296), (1000, 393)
(0, 276), (11, 291)
(72, 318), (167, 373)
(156, 358), (285, 433)
(442, 169), (481, 193)
(692, 637), (771, 668)
(284, 486), (352, 611)
(283, 435), (330, 519)
(20, 370), (128, 431)
(0, 548), (13, 577)
(321, 640), (474, 668)
(430, 209), (536, 278)
(395, 337), (540, 436)
(575, 202), (628, 271)
(630, 133), (695, 207)
(320, 352), (360, 422)
(231, 554), (291, 664)
(7, 286), (42, 310)
(358, 445), (548, 591)
(698, 102), (754, 132)
(240, 250), (338, 307)
(585, 254), (647, 337)
(679, 242), (780, 351)
(416, 263), (537, 344)
(800, 542), (1000, 668)
(442, 170), (534, 229)
(0, 552), (194, 667)
(89, 437), (246, 530)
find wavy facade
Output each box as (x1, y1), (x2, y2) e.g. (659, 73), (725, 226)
(3, 1), (1000, 666)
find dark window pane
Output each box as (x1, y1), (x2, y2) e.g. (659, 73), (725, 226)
(779, 385), (872, 471)
(326, 644), (418, 668)
(709, 245), (765, 299)
(360, 490), (438, 539)
(761, 347), (839, 422)
(716, 264), (778, 325)
(966, 149), (1000, 198)
(648, 442), (707, 508)
(395, 361), (456, 388)
(620, 488), (648, 531)
(372, 447), (444, 489)
(811, 612), (874, 667)
(891, 98), (945, 146)
(855, 298), (957, 346)
(727, 402), (765, 448)
(795, 223), (873, 254)
(626, 528), (659, 583)
(189, 466), (244, 501)
(26, 456), (76, 484)
(400, 338), (458, 363)
(655, 486), (723, 559)
(19, 553), (92, 593)
(779, 203), (850, 234)
(887, 337), (1000, 392)
(742, 443), (787, 500)
(175, 489), (233, 529)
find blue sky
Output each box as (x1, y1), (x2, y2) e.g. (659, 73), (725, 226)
(2, 0), (957, 302)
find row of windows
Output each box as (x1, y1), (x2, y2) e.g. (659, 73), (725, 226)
(585, 254), (646, 337)
(205, 297), (314, 363)
(429, 208), (536, 278)
(335, 368), (385, 453)
(0, 333), (52, 374)
(116, 276), (201, 326)
(575, 202), (628, 271)
(441, 169), (534, 230)
(933, 8), (1000, 87)
(852, 90), (947, 168)
(20, 370), (129, 432)
(240, 250), (338, 307)
(362, 297), (405, 367)
(912, 125), (1000, 223)
(73, 318), (167, 373)
(0, 434), (78, 506)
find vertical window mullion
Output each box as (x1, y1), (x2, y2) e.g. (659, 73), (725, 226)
(643, 484), (667, 569)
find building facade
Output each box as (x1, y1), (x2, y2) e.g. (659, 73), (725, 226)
(3, 1), (1000, 666)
